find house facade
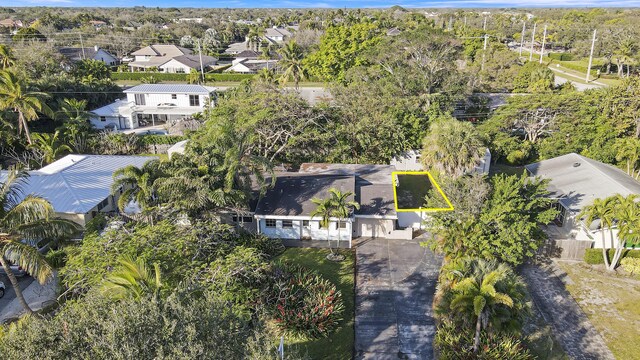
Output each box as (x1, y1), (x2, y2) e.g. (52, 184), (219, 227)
(59, 46), (119, 66)
(89, 84), (215, 131)
(128, 44), (191, 71)
(0, 155), (155, 226)
(526, 153), (640, 250)
(226, 58), (277, 74)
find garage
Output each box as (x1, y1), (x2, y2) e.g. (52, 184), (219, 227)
(354, 217), (394, 238)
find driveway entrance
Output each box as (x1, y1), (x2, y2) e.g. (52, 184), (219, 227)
(355, 238), (442, 359)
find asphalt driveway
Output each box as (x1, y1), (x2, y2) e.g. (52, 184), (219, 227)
(354, 238), (442, 359)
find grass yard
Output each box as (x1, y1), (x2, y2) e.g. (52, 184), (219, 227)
(275, 248), (355, 360)
(556, 261), (640, 360)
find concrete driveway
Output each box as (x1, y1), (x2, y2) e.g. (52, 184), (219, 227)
(354, 238), (442, 360)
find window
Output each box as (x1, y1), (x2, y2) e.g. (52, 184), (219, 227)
(552, 202), (567, 226)
(189, 95), (200, 107)
(100, 116), (106, 122)
(338, 222), (347, 229)
(265, 219), (276, 228)
(242, 216), (253, 223)
(134, 94), (146, 105)
(232, 216), (238, 222)
(282, 220), (293, 228)
(97, 198), (109, 211)
(302, 220), (310, 227)
(171, 94), (177, 99)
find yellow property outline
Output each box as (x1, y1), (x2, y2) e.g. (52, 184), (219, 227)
(391, 171), (454, 212)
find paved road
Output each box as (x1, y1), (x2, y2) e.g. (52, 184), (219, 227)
(522, 262), (615, 360)
(0, 275), (34, 311)
(354, 238), (442, 360)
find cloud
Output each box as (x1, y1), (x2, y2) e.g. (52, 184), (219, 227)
(22, 0), (74, 3)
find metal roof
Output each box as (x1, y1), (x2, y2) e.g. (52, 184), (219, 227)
(123, 84), (216, 95)
(525, 153), (640, 212)
(0, 155), (156, 214)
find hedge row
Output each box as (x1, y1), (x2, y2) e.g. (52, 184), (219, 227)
(138, 135), (186, 146)
(584, 248), (640, 264)
(111, 72), (255, 82)
(548, 53), (574, 61)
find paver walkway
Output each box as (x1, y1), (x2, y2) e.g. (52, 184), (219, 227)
(354, 238), (441, 360)
(522, 262), (615, 360)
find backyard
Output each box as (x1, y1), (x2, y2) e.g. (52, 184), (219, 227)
(557, 261), (640, 360)
(275, 248), (355, 359)
(395, 173), (450, 210)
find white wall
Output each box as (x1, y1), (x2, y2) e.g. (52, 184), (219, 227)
(95, 50), (118, 65)
(354, 218), (393, 238)
(398, 211), (428, 229)
(258, 218), (352, 241)
(126, 93), (209, 108)
(159, 59), (192, 73)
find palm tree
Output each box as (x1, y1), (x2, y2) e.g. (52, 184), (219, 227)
(278, 41), (307, 90)
(28, 131), (72, 165)
(421, 116), (484, 178)
(611, 194), (640, 270)
(449, 259), (516, 353)
(0, 45), (15, 69)
(247, 27), (263, 52)
(111, 161), (162, 214)
(0, 168), (78, 314)
(328, 188), (359, 250)
(310, 196), (335, 255)
(255, 68), (278, 87)
(614, 138), (640, 178)
(0, 70), (52, 145)
(57, 99), (92, 153)
(101, 256), (163, 300)
(579, 197), (617, 269)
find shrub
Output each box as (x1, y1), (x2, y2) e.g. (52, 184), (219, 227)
(621, 257), (640, 274)
(138, 135), (186, 146)
(236, 233), (285, 259)
(584, 248), (640, 264)
(435, 321), (534, 360)
(45, 248), (67, 269)
(268, 263), (344, 338)
(506, 149), (527, 165)
(548, 53), (574, 61)
(111, 72), (255, 82)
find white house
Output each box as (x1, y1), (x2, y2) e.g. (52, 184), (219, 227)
(250, 163), (412, 248)
(158, 54), (218, 73)
(0, 155), (155, 226)
(226, 58), (277, 74)
(89, 84), (216, 131)
(59, 46), (119, 66)
(526, 153), (640, 249)
(264, 27), (292, 44)
(128, 44), (192, 71)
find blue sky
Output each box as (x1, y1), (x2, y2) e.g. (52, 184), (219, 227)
(10, 0), (640, 7)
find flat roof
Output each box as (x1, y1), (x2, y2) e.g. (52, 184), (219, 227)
(123, 84), (216, 95)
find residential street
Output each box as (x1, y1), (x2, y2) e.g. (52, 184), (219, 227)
(0, 274), (58, 323)
(354, 238), (442, 359)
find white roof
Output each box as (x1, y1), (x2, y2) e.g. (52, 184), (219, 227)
(90, 98), (129, 116)
(525, 153), (640, 212)
(123, 84), (216, 94)
(0, 155), (156, 214)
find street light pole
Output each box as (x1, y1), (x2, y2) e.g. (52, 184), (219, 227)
(529, 22), (537, 61)
(586, 29), (597, 83)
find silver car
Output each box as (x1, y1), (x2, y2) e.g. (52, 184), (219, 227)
(0, 265), (27, 278)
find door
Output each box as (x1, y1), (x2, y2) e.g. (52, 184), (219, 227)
(301, 220), (311, 239)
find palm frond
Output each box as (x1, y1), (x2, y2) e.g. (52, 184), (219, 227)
(2, 241), (53, 284)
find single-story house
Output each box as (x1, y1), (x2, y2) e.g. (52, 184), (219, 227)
(526, 153), (640, 249)
(264, 27), (292, 44)
(127, 44), (192, 71)
(89, 84), (216, 131)
(0, 155), (155, 226)
(237, 163), (412, 247)
(158, 54), (218, 73)
(226, 58), (277, 74)
(59, 46), (119, 66)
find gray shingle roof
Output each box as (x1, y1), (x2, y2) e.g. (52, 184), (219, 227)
(123, 84), (216, 94)
(255, 175), (355, 216)
(170, 54), (217, 68)
(525, 153), (640, 212)
(59, 47), (98, 61)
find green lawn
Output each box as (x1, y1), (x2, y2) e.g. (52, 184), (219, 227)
(557, 261), (640, 360)
(275, 248), (355, 360)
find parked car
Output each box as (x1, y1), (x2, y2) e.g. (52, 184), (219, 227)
(0, 281), (4, 298)
(0, 265), (27, 278)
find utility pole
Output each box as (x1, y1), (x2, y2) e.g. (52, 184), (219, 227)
(448, 16), (453, 31)
(481, 34), (488, 71)
(79, 33), (86, 60)
(529, 22), (537, 61)
(464, 16), (467, 29)
(586, 29), (597, 82)
(519, 21), (526, 56)
(196, 39), (205, 84)
(483, 16), (487, 31)
(539, 25), (547, 64)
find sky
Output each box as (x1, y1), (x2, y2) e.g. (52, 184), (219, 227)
(8, 0), (640, 7)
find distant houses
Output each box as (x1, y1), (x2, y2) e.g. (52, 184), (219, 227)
(89, 84), (216, 131)
(127, 44), (217, 73)
(59, 46), (119, 66)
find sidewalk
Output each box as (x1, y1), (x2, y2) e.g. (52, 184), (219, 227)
(0, 275), (58, 323)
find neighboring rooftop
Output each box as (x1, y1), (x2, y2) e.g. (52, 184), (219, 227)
(0, 155), (155, 214)
(131, 44), (191, 57)
(123, 84), (216, 94)
(299, 163), (395, 185)
(169, 54), (217, 68)
(525, 153), (640, 212)
(58, 46), (107, 61)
